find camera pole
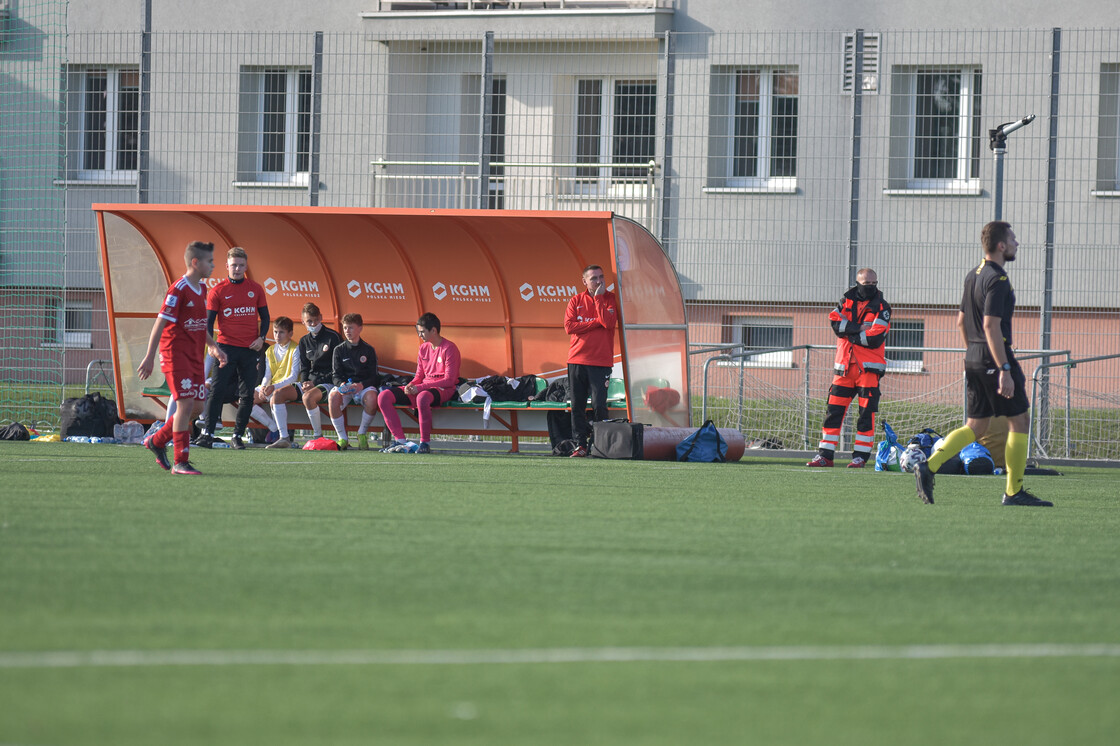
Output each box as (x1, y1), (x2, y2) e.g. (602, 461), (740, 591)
(989, 115), (1035, 221)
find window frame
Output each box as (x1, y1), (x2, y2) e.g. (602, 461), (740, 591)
(573, 77), (657, 196)
(41, 298), (93, 350)
(249, 67), (312, 186)
(904, 66), (982, 191)
(75, 67), (140, 183)
(885, 318), (925, 374)
(727, 67), (799, 191)
(723, 316), (795, 369)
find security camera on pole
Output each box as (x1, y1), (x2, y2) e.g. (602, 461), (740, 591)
(989, 115), (1035, 221)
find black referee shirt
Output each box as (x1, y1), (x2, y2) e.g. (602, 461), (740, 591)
(960, 259), (1015, 365)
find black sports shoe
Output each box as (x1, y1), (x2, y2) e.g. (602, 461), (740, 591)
(144, 434), (171, 471)
(1002, 489), (1053, 507)
(172, 461), (202, 476)
(191, 433), (214, 448)
(417, 442), (431, 454)
(915, 461), (935, 504)
(230, 435), (246, 450)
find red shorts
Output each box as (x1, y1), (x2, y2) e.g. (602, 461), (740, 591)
(162, 364), (208, 401)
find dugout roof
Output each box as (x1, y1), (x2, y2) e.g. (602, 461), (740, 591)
(93, 205), (691, 426)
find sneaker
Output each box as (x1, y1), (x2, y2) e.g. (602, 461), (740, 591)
(847, 456), (867, 469)
(171, 461), (202, 476)
(357, 433), (370, 451)
(230, 435), (246, 450)
(265, 436), (291, 450)
(915, 461), (935, 504)
(806, 454), (833, 467)
(191, 433), (214, 449)
(265, 430), (280, 445)
(570, 445), (589, 458)
(336, 438), (350, 451)
(1002, 489), (1053, 507)
(144, 434), (171, 471)
(381, 442), (410, 453)
(417, 442), (431, 454)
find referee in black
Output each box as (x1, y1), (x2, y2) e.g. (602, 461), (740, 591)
(915, 221), (1050, 506)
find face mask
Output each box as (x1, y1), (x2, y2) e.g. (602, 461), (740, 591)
(855, 284), (876, 301)
(306, 322), (322, 335)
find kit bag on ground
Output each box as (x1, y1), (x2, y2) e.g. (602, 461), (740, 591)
(675, 420), (728, 463)
(60, 392), (121, 439)
(0, 422), (30, 441)
(960, 441), (995, 475)
(591, 419), (644, 460)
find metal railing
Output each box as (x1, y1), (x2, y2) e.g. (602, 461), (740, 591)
(692, 343), (1078, 452)
(1029, 352), (1120, 459)
(373, 1), (674, 12)
(370, 159), (660, 230)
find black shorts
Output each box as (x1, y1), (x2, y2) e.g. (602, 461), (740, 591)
(965, 360), (1030, 419)
(385, 385), (451, 407)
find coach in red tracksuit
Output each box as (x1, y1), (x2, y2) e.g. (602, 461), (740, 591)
(807, 268), (891, 468)
(563, 264), (618, 457)
(197, 246), (269, 450)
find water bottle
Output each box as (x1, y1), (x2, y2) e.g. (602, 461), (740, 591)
(66, 436), (90, 443)
(90, 437), (102, 444)
(212, 441), (231, 449)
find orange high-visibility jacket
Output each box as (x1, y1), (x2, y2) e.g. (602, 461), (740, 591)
(828, 286), (891, 375)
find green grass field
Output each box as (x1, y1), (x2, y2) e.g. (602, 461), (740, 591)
(2, 442), (1118, 745)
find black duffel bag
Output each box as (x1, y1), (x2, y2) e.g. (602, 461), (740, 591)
(590, 419), (644, 460)
(60, 392), (121, 439)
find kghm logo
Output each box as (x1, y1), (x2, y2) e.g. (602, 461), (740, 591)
(263, 277), (320, 297)
(432, 281), (491, 303)
(519, 283), (578, 303)
(348, 279), (407, 300)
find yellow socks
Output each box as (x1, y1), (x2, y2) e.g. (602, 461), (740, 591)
(1004, 431), (1028, 496)
(927, 426), (977, 472)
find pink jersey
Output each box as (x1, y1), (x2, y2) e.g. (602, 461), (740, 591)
(158, 276), (209, 373)
(410, 338), (462, 400)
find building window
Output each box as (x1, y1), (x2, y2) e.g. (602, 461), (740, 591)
(725, 317), (794, 368)
(238, 67), (312, 184)
(574, 78), (656, 192)
(886, 319), (924, 373)
(888, 67), (982, 192)
(731, 69), (798, 188)
(42, 298), (93, 349)
(69, 68), (139, 181)
(705, 67), (798, 193)
(1095, 64), (1120, 194)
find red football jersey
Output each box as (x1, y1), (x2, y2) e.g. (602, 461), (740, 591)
(158, 276), (209, 372)
(207, 278), (267, 347)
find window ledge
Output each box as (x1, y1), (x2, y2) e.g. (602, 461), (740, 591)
(883, 184), (983, 197)
(715, 360), (795, 370)
(1090, 190), (1120, 198)
(40, 342), (93, 350)
(53, 178), (137, 187)
(703, 185), (798, 195)
(886, 367), (926, 375)
(233, 181), (308, 190)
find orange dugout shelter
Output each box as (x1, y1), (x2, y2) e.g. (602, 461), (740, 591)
(94, 205), (692, 437)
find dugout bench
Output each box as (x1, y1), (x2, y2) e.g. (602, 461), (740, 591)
(98, 205), (693, 447)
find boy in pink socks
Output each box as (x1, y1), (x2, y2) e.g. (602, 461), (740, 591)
(378, 313), (461, 454)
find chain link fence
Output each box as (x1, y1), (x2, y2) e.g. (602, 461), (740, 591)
(2, 4), (1117, 458)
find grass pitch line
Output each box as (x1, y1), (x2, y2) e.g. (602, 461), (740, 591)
(2, 644), (1119, 669)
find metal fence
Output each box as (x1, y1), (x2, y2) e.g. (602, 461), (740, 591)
(2, 5), (1118, 458)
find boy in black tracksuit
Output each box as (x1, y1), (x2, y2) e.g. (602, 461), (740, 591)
(326, 313), (380, 449)
(297, 303), (343, 440)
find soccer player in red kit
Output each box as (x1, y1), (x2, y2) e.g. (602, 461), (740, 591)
(137, 240), (228, 475)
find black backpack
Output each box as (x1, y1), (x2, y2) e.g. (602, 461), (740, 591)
(60, 392), (121, 439)
(0, 422), (30, 441)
